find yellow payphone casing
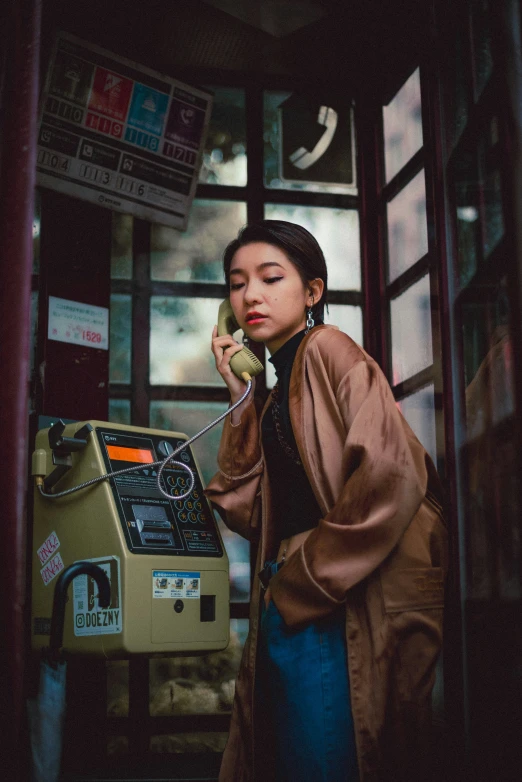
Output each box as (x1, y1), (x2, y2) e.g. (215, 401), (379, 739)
(31, 421), (229, 657)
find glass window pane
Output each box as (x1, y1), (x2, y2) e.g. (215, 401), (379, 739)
(264, 204), (361, 290)
(383, 68), (423, 183)
(199, 87), (247, 186)
(387, 169), (428, 283)
(396, 384), (437, 464)
(443, 22), (470, 156)
(107, 660), (129, 718)
(454, 147), (480, 288)
(460, 277), (519, 600)
(266, 306), (363, 389)
(150, 297), (223, 385)
(108, 399), (131, 425)
(462, 279), (515, 440)
(390, 275), (433, 385)
(264, 91), (357, 195)
(151, 200), (247, 283)
(481, 119), (504, 258)
(109, 294), (132, 384)
(326, 304), (363, 345)
(471, 0), (493, 99)
(111, 212), (133, 279)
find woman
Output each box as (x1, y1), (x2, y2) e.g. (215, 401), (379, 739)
(206, 221), (448, 782)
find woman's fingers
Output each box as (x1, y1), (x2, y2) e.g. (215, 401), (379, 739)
(211, 327), (246, 393)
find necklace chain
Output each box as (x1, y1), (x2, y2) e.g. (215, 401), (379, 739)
(271, 383), (303, 466)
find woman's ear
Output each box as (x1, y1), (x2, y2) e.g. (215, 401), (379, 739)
(308, 278), (324, 306)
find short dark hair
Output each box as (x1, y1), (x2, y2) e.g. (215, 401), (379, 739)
(223, 220), (328, 322)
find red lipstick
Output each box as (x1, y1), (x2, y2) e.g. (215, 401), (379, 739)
(245, 311), (266, 324)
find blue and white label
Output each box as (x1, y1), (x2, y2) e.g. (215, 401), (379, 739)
(153, 570), (200, 599)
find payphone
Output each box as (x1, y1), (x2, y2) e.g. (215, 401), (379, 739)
(31, 419), (231, 657)
(31, 307), (263, 658)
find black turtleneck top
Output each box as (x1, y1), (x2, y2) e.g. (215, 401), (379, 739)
(261, 329), (322, 542)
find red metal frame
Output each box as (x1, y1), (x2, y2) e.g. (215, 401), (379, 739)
(0, 0), (41, 771)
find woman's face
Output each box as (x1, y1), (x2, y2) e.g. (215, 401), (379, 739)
(229, 241), (320, 355)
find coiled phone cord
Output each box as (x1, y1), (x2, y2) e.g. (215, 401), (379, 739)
(37, 376), (253, 502)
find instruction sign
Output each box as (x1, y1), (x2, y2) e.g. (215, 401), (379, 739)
(153, 571), (201, 599)
(73, 556), (122, 636)
(48, 295), (109, 350)
(37, 32), (212, 230)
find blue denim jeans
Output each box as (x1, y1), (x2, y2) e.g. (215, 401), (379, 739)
(257, 561), (359, 782)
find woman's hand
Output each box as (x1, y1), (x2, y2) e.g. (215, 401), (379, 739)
(211, 325), (249, 404)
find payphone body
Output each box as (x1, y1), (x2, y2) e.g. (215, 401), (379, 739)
(31, 421), (229, 657)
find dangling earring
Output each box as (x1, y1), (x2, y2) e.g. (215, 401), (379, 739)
(304, 302), (315, 334)
(242, 333), (250, 348)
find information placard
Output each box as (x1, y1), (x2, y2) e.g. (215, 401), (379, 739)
(36, 32), (213, 230)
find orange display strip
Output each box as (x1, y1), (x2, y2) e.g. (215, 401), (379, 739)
(106, 445), (154, 464)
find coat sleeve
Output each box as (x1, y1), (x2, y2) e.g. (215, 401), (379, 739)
(203, 388), (263, 540)
(269, 356), (428, 626)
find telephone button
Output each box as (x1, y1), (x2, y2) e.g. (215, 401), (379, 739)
(194, 501), (203, 511)
(192, 490), (200, 500)
(174, 500), (184, 511)
(197, 513), (205, 524)
(178, 511), (188, 523)
(188, 511), (197, 524)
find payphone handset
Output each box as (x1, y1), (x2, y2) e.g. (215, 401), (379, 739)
(216, 298), (264, 380)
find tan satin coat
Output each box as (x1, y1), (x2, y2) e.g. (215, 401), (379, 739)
(205, 325), (448, 782)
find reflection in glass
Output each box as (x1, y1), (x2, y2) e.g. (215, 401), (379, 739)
(387, 169), (428, 282)
(108, 399), (131, 425)
(107, 660), (129, 718)
(471, 0), (493, 99)
(454, 148), (480, 287)
(199, 87), (247, 186)
(148, 618), (248, 729)
(462, 280), (514, 440)
(263, 91), (357, 195)
(397, 384), (436, 464)
(151, 200), (247, 283)
(150, 400), (250, 603)
(383, 68), (423, 183)
(266, 306), (363, 389)
(390, 275), (433, 385)
(109, 294), (132, 384)
(264, 204), (361, 290)
(481, 134), (504, 258)
(150, 297), (223, 385)
(460, 276), (519, 600)
(111, 212), (133, 279)
(444, 23), (470, 154)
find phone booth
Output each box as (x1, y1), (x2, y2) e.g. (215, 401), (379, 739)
(2, 0), (522, 780)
